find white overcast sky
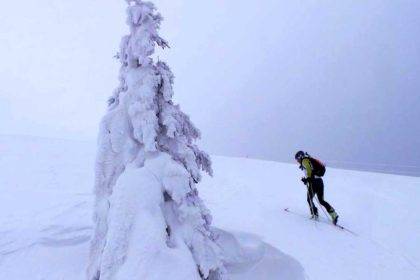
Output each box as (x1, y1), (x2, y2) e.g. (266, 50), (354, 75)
(1, 0), (419, 173)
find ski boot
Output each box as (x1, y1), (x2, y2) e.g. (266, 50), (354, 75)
(329, 211), (339, 225)
(310, 214), (319, 220)
(310, 208), (319, 220)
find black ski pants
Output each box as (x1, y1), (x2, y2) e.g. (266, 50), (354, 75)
(307, 178), (334, 215)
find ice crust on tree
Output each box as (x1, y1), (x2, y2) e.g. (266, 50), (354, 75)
(87, 1), (225, 279)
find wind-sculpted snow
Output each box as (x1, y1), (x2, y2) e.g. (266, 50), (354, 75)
(215, 229), (305, 280)
(88, 1), (222, 279)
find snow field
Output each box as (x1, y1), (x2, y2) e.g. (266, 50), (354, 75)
(0, 135), (419, 279)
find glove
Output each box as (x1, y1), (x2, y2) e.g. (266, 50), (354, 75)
(301, 177), (313, 185)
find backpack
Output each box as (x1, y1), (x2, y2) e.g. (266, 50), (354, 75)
(308, 157), (326, 177)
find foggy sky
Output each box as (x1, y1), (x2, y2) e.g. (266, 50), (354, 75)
(1, 0), (419, 175)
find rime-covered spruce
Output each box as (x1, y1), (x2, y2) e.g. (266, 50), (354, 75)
(87, 1), (226, 279)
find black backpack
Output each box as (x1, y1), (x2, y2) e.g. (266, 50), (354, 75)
(307, 157), (326, 177)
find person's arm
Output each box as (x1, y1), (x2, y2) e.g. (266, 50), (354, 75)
(302, 158), (313, 178)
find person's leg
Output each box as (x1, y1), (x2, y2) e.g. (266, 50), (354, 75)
(307, 185), (318, 216)
(314, 178), (339, 223)
(314, 179), (334, 213)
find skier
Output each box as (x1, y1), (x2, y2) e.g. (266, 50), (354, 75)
(295, 151), (339, 225)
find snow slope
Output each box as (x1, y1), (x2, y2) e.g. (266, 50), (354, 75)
(0, 135), (419, 279)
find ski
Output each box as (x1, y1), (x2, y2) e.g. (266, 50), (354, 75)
(284, 208), (357, 236)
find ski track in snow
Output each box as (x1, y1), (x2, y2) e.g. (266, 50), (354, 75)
(0, 201), (92, 256)
(0, 135), (419, 279)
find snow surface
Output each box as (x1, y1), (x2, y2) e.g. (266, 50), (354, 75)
(0, 135), (419, 279)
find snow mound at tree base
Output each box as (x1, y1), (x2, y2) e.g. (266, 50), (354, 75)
(216, 229), (305, 279)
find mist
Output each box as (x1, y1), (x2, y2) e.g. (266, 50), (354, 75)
(1, 0), (419, 175)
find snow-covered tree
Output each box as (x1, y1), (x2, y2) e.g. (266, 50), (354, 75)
(87, 1), (226, 279)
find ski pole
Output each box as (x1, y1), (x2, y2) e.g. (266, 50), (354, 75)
(306, 182), (318, 217)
